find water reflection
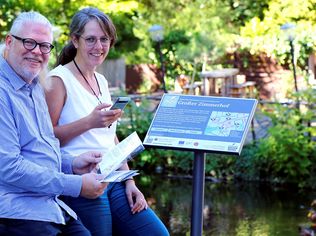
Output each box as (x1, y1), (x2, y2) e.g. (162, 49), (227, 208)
(137, 174), (313, 236)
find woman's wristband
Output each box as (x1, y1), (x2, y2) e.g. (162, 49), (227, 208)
(124, 178), (134, 183)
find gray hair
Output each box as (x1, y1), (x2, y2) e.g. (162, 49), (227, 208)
(10, 11), (53, 37)
(0, 44), (4, 56)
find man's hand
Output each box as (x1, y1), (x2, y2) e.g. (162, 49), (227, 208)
(125, 179), (148, 214)
(72, 151), (102, 175)
(80, 173), (108, 199)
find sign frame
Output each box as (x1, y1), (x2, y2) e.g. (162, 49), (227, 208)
(143, 94), (258, 155)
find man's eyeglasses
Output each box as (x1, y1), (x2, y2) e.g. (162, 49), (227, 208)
(80, 36), (111, 47)
(11, 35), (54, 54)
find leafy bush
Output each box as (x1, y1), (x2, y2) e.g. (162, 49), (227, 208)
(253, 89), (316, 187)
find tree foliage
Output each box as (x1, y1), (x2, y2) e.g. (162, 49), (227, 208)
(237, 0), (316, 68)
(0, 0), (141, 60)
(1, 0), (316, 83)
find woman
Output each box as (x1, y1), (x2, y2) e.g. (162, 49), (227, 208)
(45, 7), (169, 236)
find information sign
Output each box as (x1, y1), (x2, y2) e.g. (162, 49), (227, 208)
(143, 94), (258, 155)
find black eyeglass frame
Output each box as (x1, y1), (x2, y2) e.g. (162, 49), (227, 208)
(11, 34), (54, 54)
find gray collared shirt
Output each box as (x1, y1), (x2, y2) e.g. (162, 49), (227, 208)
(0, 55), (82, 224)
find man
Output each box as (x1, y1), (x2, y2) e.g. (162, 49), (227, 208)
(0, 11), (108, 236)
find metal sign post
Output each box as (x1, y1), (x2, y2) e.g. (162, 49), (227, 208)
(191, 151), (206, 236)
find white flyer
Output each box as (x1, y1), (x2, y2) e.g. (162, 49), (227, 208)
(99, 131), (144, 181)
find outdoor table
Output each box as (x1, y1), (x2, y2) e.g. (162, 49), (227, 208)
(199, 68), (239, 96)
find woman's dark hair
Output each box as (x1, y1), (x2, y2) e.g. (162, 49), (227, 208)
(56, 7), (116, 66)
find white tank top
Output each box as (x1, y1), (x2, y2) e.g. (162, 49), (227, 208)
(48, 65), (116, 156)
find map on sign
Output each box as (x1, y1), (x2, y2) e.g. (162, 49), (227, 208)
(143, 94), (258, 155)
(205, 111), (249, 137)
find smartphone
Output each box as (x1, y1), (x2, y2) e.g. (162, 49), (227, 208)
(110, 97), (131, 110)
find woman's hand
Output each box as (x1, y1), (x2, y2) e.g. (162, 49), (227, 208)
(87, 103), (122, 128)
(125, 179), (148, 214)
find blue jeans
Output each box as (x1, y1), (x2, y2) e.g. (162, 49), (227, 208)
(62, 182), (169, 236)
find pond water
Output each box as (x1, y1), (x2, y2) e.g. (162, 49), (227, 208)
(137, 174), (314, 236)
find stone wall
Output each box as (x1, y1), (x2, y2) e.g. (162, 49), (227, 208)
(125, 64), (162, 94)
(226, 52), (308, 100)
(96, 58), (126, 90)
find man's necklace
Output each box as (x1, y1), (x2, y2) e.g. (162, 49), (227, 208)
(73, 59), (102, 105)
